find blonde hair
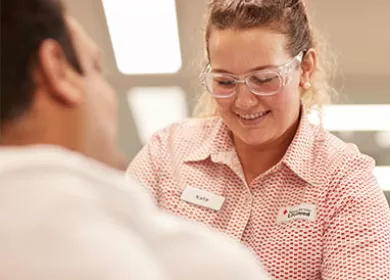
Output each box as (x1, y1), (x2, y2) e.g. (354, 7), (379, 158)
(193, 0), (338, 118)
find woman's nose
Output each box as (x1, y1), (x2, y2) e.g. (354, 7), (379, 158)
(234, 82), (259, 110)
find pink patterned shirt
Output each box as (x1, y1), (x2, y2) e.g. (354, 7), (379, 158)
(128, 113), (390, 280)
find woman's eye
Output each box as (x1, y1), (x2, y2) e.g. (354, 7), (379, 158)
(218, 80), (235, 85)
(252, 76), (276, 84)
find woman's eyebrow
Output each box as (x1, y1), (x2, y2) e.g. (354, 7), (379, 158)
(211, 64), (276, 74)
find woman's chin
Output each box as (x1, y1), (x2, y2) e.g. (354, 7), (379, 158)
(234, 131), (274, 148)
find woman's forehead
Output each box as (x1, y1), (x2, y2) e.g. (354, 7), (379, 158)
(208, 27), (290, 75)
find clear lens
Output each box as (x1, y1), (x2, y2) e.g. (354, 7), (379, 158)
(204, 52), (302, 98)
(205, 74), (237, 97)
(205, 70), (283, 97)
(248, 71), (282, 95)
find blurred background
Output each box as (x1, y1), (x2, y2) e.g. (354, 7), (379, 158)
(64, 0), (390, 201)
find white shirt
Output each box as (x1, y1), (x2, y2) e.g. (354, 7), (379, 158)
(0, 145), (270, 280)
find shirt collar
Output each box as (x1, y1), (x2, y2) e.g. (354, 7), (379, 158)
(184, 108), (319, 186)
(184, 117), (234, 164)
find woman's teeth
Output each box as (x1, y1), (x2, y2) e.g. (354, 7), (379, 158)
(238, 111), (269, 120)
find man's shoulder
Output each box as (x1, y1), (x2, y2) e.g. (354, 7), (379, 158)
(0, 147), (167, 280)
(0, 146), (270, 280)
(0, 145), (124, 183)
(0, 145), (155, 216)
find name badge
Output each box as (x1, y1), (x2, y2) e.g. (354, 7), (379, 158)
(180, 186), (225, 211)
(276, 203), (317, 223)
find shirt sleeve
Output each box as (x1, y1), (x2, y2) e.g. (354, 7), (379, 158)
(127, 131), (163, 201)
(321, 155), (390, 279)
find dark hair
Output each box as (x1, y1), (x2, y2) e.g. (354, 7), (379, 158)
(0, 0), (83, 125)
(193, 0), (337, 117)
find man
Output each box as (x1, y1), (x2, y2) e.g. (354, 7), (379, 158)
(0, 0), (270, 279)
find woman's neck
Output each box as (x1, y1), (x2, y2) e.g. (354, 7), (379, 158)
(234, 118), (300, 185)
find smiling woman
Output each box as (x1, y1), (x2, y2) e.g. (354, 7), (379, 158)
(127, 0), (390, 279)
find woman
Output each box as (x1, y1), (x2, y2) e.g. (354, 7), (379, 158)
(128, 0), (390, 279)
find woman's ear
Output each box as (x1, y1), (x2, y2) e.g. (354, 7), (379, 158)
(299, 48), (317, 89)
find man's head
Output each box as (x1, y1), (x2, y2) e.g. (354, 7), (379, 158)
(1, 0), (123, 169)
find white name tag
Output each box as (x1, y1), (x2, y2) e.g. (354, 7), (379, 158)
(276, 203), (317, 223)
(180, 187), (225, 211)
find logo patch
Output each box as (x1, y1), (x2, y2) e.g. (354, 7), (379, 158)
(276, 203), (317, 223)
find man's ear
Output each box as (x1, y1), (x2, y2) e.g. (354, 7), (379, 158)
(299, 48), (317, 87)
(37, 39), (84, 105)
